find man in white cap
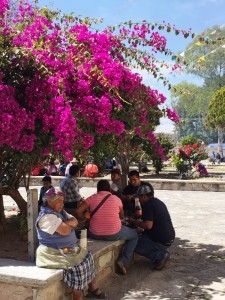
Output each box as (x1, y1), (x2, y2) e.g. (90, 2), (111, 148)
(65, 158), (77, 177)
(129, 184), (175, 270)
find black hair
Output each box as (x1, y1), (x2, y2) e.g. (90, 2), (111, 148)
(69, 165), (80, 176)
(42, 175), (52, 183)
(147, 184), (154, 196)
(128, 170), (140, 178)
(97, 179), (111, 192)
(111, 168), (121, 175)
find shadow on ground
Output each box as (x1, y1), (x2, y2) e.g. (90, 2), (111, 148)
(105, 238), (225, 299)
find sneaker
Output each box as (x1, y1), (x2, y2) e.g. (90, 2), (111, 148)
(154, 253), (170, 271)
(116, 260), (126, 275)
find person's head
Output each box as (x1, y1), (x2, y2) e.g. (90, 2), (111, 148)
(70, 158), (77, 165)
(136, 184), (154, 205)
(97, 179), (111, 192)
(69, 165), (80, 177)
(128, 170), (141, 187)
(43, 188), (65, 212)
(42, 176), (52, 189)
(111, 168), (121, 183)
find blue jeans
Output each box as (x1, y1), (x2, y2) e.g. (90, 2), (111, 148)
(135, 234), (169, 263)
(88, 225), (138, 267)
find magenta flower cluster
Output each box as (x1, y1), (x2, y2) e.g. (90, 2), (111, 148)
(0, 0), (180, 160)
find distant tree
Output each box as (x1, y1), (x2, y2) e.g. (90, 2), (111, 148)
(207, 86), (225, 157)
(142, 133), (175, 174)
(171, 25), (225, 143)
(182, 26), (225, 86)
(171, 82), (217, 143)
(180, 134), (201, 146)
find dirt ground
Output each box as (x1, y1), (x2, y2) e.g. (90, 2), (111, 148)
(0, 212), (28, 261)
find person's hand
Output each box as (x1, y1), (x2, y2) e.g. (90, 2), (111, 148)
(128, 217), (136, 225)
(66, 218), (78, 229)
(126, 194), (135, 201)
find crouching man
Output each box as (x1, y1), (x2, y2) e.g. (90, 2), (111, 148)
(129, 185), (175, 270)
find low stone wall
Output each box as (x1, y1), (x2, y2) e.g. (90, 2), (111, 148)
(28, 176), (225, 192)
(147, 178), (225, 192)
(0, 239), (125, 300)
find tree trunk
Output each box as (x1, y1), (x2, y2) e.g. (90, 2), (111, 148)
(217, 127), (224, 158)
(116, 135), (131, 189)
(0, 195), (6, 234)
(0, 186), (27, 215)
(119, 153), (129, 189)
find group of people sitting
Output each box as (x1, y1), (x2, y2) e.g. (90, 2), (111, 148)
(36, 167), (175, 300)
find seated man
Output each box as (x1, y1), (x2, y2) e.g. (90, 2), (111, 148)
(122, 170), (152, 216)
(75, 179), (138, 275)
(110, 168), (123, 200)
(129, 185), (175, 270)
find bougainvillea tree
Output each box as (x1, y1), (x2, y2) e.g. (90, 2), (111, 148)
(0, 0), (194, 230)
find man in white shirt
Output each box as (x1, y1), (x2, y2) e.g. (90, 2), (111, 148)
(65, 158), (77, 177)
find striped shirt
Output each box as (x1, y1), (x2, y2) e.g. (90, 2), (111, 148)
(85, 191), (122, 235)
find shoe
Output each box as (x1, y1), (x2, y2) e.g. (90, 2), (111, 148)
(116, 260), (126, 275)
(86, 288), (108, 299)
(154, 253), (170, 270)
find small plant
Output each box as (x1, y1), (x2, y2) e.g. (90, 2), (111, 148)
(171, 155), (190, 176)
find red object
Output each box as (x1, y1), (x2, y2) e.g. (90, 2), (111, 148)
(31, 165), (45, 176)
(83, 164), (99, 177)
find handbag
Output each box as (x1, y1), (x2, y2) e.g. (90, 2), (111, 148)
(80, 194), (111, 229)
(36, 245), (88, 270)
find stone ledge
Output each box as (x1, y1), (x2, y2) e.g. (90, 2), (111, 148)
(0, 259), (63, 287)
(145, 179), (225, 192)
(0, 239), (125, 300)
(27, 176), (225, 192)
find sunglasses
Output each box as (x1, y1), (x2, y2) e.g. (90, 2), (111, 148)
(45, 188), (65, 197)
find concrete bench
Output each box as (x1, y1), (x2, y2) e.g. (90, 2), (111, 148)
(0, 239), (125, 300)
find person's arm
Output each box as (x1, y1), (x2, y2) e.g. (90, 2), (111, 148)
(119, 207), (124, 219)
(56, 217), (78, 236)
(38, 214), (77, 236)
(38, 187), (44, 204)
(129, 217), (153, 230)
(123, 194), (135, 201)
(75, 201), (89, 221)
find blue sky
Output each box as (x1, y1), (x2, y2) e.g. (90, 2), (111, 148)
(38, 0), (225, 132)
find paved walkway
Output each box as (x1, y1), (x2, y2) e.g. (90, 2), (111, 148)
(3, 188), (225, 299)
(105, 190), (225, 300)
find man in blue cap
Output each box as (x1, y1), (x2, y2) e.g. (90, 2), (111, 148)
(129, 184), (175, 270)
